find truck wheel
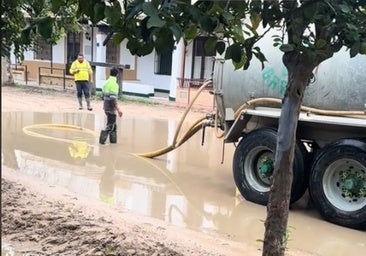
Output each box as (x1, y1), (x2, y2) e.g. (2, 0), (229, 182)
(233, 128), (307, 206)
(309, 139), (366, 230)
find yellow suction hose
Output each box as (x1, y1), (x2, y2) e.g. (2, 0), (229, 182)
(136, 93), (365, 159)
(235, 97), (365, 118)
(22, 88), (364, 160)
(135, 80), (212, 158)
(22, 124), (98, 144)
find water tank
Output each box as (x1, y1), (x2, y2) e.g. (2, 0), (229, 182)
(214, 47), (366, 112)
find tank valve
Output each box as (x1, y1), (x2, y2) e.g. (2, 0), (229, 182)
(204, 113), (215, 127)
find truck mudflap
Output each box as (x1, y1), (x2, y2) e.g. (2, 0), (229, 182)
(309, 138), (366, 230)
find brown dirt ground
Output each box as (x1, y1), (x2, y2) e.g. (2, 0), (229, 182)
(1, 85), (313, 256)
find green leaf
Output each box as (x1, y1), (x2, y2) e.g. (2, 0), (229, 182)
(360, 42), (366, 55)
(184, 25), (198, 40)
(204, 37), (217, 54)
(112, 32), (124, 44)
(137, 43), (154, 56)
(126, 0), (144, 19)
(279, 44), (295, 52)
(315, 39), (327, 49)
(188, 7), (201, 23)
(50, 0), (64, 13)
(105, 5), (121, 27)
(216, 41), (226, 55)
(294, 17), (303, 25)
(127, 39), (138, 53)
(147, 15), (166, 29)
(233, 54), (247, 70)
(169, 24), (182, 41)
(253, 50), (267, 70)
(250, 12), (261, 30)
(154, 28), (174, 53)
(303, 5), (316, 20)
(200, 16), (216, 33)
(93, 2), (105, 24)
(339, 4), (351, 13)
(21, 27), (32, 45)
(37, 17), (53, 39)
(142, 2), (158, 17)
(225, 43), (242, 63)
(350, 41), (360, 57)
(221, 11), (234, 23)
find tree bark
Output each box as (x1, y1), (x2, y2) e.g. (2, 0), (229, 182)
(1, 56), (14, 86)
(262, 53), (314, 256)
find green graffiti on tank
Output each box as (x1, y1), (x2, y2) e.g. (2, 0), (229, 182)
(262, 67), (288, 96)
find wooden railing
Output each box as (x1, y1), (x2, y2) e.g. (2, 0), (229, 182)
(177, 78), (212, 89)
(38, 67), (74, 89)
(11, 64), (28, 84)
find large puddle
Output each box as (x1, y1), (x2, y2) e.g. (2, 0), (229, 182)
(2, 111), (365, 255)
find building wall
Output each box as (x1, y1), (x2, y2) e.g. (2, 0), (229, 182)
(11, 38), (67, 81)
(136, 53), (171, 92)
(119, 40), (136, 81)
(10, 29), (199, 103)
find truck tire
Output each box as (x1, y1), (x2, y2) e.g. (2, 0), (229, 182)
(233, 128), (308, 206)
(309, 139), (366, 230)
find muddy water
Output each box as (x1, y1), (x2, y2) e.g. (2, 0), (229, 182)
(2, 111), (365, 256)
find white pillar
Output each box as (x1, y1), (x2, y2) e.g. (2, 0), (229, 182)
(95, 34), (107, 90)
(169, 40), (185, 101)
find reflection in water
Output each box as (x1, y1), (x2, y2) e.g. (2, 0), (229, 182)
(2, 111), (365, 256)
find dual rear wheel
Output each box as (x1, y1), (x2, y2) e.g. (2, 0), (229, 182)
(233, 129), (366, 230)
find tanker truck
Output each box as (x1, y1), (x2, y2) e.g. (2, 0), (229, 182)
(206, 48), (366, 230)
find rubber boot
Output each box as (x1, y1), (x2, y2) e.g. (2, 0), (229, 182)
(109, 131), (117, 143)
(78, 97), (83, 110)
(99, 130), (110, 144)
(86, 98), (93, 111)
(109, 125), (117, 144)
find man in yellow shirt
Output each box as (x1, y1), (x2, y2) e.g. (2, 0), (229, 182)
(69, 53), (94, 110)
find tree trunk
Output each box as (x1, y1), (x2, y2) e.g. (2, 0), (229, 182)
(1, 56), (14, 86)
(262, 53), (314, 256)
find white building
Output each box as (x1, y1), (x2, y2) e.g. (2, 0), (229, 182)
(11, 25), (215, 106)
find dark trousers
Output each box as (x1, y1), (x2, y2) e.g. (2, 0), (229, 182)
(76, 81), (90, 98)
(105, 112), (117, 131)
(99, 112), (117, 144)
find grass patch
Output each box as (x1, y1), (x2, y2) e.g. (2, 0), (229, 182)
(121, 95), (161, 106)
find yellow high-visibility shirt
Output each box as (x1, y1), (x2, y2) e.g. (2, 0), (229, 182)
(69, 60), (93, 81)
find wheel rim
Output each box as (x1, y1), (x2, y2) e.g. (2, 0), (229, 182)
(323, 158), (366, 212)
(244, 146), (274, 192)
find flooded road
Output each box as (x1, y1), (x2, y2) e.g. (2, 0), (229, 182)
(2, 111), (365, 256)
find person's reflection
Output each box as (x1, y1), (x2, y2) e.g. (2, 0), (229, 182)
(99, 164), (116, 204)
(68, 141), (91, 166)
(68, 141), (91, 159)
(98, 147), (117, 204)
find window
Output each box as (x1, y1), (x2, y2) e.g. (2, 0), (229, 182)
(106, 40), (120, 64)
(67, 32), (81, 63)
(155, 50), (172, 75)
(66, 32), (81, 74)
(34, 38), (52, 61)
(192, 37), (215, 79)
